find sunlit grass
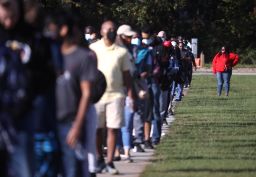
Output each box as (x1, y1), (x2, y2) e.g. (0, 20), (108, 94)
(141, 75), (256, 177)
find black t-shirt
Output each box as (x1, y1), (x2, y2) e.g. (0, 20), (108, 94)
(56, 47), (97, 122)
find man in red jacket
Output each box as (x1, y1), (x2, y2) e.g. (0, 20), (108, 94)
(212, 46), (239, 96)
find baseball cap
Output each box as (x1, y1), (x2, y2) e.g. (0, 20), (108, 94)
(157, 31), (166, 38)
(163, 40), (172, 47)
(117, 24), (136, 36)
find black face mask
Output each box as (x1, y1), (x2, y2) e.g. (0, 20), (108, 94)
(106, 31), (116, 43)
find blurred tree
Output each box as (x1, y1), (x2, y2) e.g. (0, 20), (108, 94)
(39, 0), (256, 64)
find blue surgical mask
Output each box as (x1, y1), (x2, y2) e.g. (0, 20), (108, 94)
(131, 38), (141, 46)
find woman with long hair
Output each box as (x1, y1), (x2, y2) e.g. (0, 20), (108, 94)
(212, 46), (239, 96)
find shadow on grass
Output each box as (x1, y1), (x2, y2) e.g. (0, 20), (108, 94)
(155, 168), (256, 173)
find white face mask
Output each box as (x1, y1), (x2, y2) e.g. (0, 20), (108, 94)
(171, 41), (177, 47)
(142, 38), (152, 45)
(85, 34), (91, 41)
(131, 38), (141, 46)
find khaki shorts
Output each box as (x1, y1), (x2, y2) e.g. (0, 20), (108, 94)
(95, 97), (125, 129)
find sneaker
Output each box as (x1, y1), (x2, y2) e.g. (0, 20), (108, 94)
(163, 118), (168, 125)
(144, 140), (154, 149)
(105, 162), (119, 175)
(133, 144), (145, 152)
(113, 156), (121, 161)
(123, 156), (133, 163)
(95, 158), (106, 173)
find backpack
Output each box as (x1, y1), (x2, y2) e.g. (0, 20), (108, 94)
(135, 48), (150, 75)
(168, 56), (180, 76)
(91, 69), (107, 103)
(0, 42), (31, 118)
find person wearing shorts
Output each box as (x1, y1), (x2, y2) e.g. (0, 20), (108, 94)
(90, 20), (134, 175)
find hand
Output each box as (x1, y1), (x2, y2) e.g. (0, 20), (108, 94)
(140, 72), (147, 79)
(66, 124), (81, 149)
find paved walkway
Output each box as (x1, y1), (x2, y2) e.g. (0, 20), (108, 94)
(194, 67), (256, 75)
(97, 100), (179, 177)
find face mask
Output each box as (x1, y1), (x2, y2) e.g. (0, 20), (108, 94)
(142, 38), (152, 46)
(161, 37), (166, 42)
(106, 31), (116, 43)
(85, 34), (91, 41)
(44, 31), (57, 39)
(131, 38), (141, 46)
(171, 41), (177, 47)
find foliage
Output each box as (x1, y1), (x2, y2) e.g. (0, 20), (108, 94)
(39, 0), (256, 64)
(141, 75), (256, 177)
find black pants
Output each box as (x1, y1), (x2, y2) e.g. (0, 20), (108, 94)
(0, 150), (8, 177)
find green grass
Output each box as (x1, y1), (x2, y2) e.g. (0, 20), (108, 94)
(141, 75), (256, 177)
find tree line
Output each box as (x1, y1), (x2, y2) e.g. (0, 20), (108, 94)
(40, 0), (256, 64)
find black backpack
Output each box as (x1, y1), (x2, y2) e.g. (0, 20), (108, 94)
(0, 43), (31, 118)
(91, 69), (107, 103)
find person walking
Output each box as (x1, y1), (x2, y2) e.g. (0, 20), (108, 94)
(212, 46), (239, 96)
(56, 13), (98, 177)
(90, 20), (135, 175)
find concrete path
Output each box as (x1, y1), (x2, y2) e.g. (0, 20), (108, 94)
(96, 86), (191, 177)
(194, 67), (256, 75)
(97, 104), (177, 177)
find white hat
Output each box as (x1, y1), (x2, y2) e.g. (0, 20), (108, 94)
(117, 25), (136, 36)
(157, 31), (166, 38)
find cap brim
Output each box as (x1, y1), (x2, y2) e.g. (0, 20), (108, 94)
(123, 31), (136, 37)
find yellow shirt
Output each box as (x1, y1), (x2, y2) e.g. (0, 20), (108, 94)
(90, 39), (132, 103)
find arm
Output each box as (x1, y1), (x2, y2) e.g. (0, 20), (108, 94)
(191, 53), (197, 70)
(230, 53), (239, 67)
(123, 70), (135, 100)
(212, 54), (218, 74)
(66, 81), (92, 148)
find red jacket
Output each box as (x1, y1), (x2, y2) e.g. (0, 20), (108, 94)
(212, 52), (239, 74)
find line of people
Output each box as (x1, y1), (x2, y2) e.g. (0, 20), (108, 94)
(0, 1), (197, 177)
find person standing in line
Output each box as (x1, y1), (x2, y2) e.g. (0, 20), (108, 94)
(184, 46), (197, 87)
(90, 20), (135, 175)
(84, 25), (99, 45)
(212, 46), (239, 96)
(114, 24), (136, 163)
(1, 0), (56, 176)
(56, 13), (98, 177)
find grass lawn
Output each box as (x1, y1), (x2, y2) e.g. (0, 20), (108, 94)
(141, 75), (256, 177)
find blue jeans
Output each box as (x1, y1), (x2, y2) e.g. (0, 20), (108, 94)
(216, 70), (232, 96)
(159, 90), (169, 119)
(9, 132), (33, 177)
(151, 83), (162, 144)
(58, 122), (88, 177)
(121, 104), (134, 149)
